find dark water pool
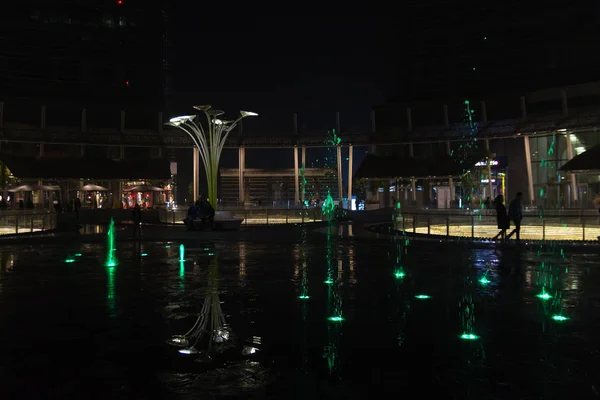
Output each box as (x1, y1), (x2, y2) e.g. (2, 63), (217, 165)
(0, 226), (598, 399)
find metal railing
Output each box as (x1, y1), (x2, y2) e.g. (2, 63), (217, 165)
(393, 211), (600, 242)
(158, 207), (325, 226)
(0, 211), (57, 235)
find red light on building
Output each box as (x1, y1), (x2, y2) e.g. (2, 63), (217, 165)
(125, 80), (129, 86)
(117, 0), (123, 4)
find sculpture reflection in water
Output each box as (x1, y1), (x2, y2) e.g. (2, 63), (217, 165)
(167, 256), (235, 360)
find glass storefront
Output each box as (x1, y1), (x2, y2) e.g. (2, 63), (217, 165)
(528, 130), (600, 208)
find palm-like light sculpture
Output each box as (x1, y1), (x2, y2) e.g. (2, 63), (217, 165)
(166, 105), (258, 207)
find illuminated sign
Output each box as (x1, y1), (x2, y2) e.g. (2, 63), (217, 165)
(475, 159), (499, 167)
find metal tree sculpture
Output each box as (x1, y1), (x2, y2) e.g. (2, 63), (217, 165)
(166, 105), (258, 207)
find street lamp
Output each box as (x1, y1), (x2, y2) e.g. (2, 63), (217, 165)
(166, 105), (258, 207)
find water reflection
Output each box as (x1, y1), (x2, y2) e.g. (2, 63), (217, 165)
(324, 222), (342, 378)
(167, 257), (234, 360)
(393, 239), (410, 347)
(106, 264), (116, 318)
(239, 242), (247, 282)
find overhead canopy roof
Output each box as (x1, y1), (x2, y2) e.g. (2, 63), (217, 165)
(559, 145), (600, 172)
(1, 156), (171, 180)
(354, 154), (480, 180)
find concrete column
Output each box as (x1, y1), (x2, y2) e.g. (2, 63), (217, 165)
(561, 90), (568, 116)
(406, 108), (412, 132)
(157, 147), (163, 158)
(39, 143), (44, 157)
(480, 101), (488, 123)
(335, 111), (341, 135)
(370, 109), (377, 153)
(80, 145), (85, 157)
(447, 141), (454, 204)
(81, 108), (87, 132)
(523, 136), (535, 206)
(238, 146), (245, 206)
(347, 145), (353, 207)
(40, 105), (46, 129)
(520, 96), (527, 120)
(158, 111), (163, 134)
(119, 146), (125, 159)
(484, 139), (494, 200)
(0, 101), (4, 127)
(192, 147), (199, 202)
(300, 146), (306, 203)
(116, 180), (123, 209)
(408, 143), (416, 203)
(443, 104), (449, 128)
(294, 146), (299, 205)
(337, 145), (343, 202)
(120, 109), (125, 132)
(564, 133), (578, 204)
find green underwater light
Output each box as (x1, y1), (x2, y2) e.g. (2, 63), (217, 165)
(536, 291), (552, 300)
(394, 269), (406, 279)
(64, 258), (76, 263)
(551, 315), (569, 322)
(415, 294), (431, 299)
(74, 253), (82, 257)
(297, 295), (311, 300)
(328, 316), (344, 322)
(478, 276), (491, 285)
(460, 333), (480, 340)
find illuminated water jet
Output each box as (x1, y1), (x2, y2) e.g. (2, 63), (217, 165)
(105, 218), (118, 267)
(179, 244), (185, 262)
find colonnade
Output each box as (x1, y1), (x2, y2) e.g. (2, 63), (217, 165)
(190, 145), (355, 207)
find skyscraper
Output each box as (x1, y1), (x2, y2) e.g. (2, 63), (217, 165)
(0, 0), (168, 111)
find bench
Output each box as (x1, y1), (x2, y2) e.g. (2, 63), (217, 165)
(213, 211), (244, 230)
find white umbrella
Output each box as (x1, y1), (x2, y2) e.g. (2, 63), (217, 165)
(123, 185), (164, 192)
(71, 184), (110, 191)
(8, 184), (60, 192)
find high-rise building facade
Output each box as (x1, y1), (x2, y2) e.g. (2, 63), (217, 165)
(0, 0), (168, 111)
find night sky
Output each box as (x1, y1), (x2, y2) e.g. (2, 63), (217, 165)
(166, 2), (600, 129)
(168, 11), (394, 134)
